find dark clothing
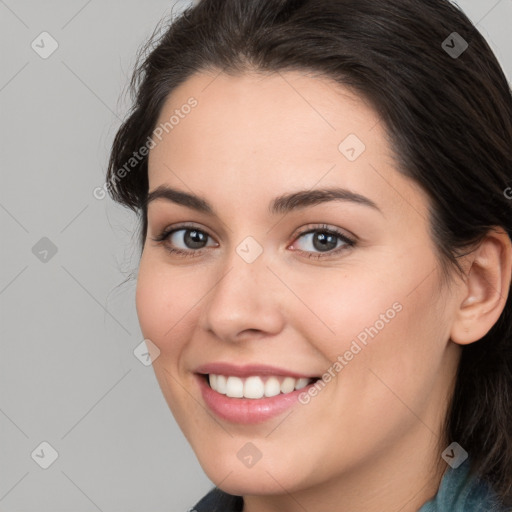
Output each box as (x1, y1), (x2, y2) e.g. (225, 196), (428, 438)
(191, 487), (243, 512)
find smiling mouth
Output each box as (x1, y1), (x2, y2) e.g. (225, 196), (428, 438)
(201, 373), (320, 399)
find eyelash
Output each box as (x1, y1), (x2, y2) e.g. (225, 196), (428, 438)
(150, 223), (356, 260)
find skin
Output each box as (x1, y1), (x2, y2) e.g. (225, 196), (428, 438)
(135, 69), (512, 512)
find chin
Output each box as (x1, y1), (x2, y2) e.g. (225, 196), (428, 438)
(196, 449), (311, 496)
(204, 469), (292, 496)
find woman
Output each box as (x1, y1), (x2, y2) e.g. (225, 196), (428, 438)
(106, 0), (512, 510)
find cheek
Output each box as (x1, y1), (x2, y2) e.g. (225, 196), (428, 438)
(135, 257), (204, 425)
(135, 256), (200, 352)
(296, 269), (401, 358)
(302, 257), (447, 396)
(135, 268), (167, 343)
(292, 271), (448, 454)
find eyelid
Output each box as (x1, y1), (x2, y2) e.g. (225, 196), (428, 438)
(152, 221), (217, 240)
(289, 223), (355, 244)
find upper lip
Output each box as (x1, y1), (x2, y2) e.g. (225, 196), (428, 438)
(194, 362), (319, 379)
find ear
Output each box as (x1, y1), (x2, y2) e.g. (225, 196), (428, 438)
(450, 227), (512, 345)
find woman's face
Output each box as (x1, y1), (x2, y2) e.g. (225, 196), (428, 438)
(136, 70), (462, 498)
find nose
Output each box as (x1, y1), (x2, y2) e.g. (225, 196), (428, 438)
(199, 243), (286, 343)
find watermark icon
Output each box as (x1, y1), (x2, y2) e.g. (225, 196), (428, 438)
(237, 442), (262, 468)
(298, 301), (403, 404)
(31, 32), (59, 59)
(236, 236), (263, 264)
(338, 133), (366, 162)
(441, 442), (468, 469)
(442, 32), (468, 59)
(93, 97), (198, 200)
(32, 237), (58, 263)
(31, 441), (59, 469)
(134, 338), (161, 366)
(504, 187), (512, 200)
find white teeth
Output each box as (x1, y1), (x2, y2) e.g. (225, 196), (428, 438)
(207, 374), (315, 399)
(216, 374), (227, 394)
(244, 376), (265, 399)
(264, 377), (281, 397)
(295, 378), (310, 390)
(225, 376), (244, 398)
(280, 377), (296, 394)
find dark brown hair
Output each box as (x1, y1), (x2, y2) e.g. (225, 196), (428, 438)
(106, 0), (512, 505)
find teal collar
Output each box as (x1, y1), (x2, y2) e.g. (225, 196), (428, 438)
(418, 458), (506, 511)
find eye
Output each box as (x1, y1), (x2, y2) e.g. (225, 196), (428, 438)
(151, 224), (218, 257)
(289, 224), (355, 259)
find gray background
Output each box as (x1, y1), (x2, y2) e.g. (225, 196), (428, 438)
(0, 1), (510, 510)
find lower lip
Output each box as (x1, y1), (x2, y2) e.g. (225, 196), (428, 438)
(196, 374), (316, 424)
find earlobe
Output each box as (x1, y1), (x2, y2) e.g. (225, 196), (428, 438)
(450, 227), (512, 346)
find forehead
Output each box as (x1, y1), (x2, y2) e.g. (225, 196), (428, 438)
(146, 70), (428, 222)
(149, 69), (381, 162)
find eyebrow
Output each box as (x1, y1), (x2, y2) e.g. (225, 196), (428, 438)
(145, 185), (382, 216)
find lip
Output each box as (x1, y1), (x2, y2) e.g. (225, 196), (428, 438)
(194, 362), (318, 379)
(195, 372), (319, 424)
